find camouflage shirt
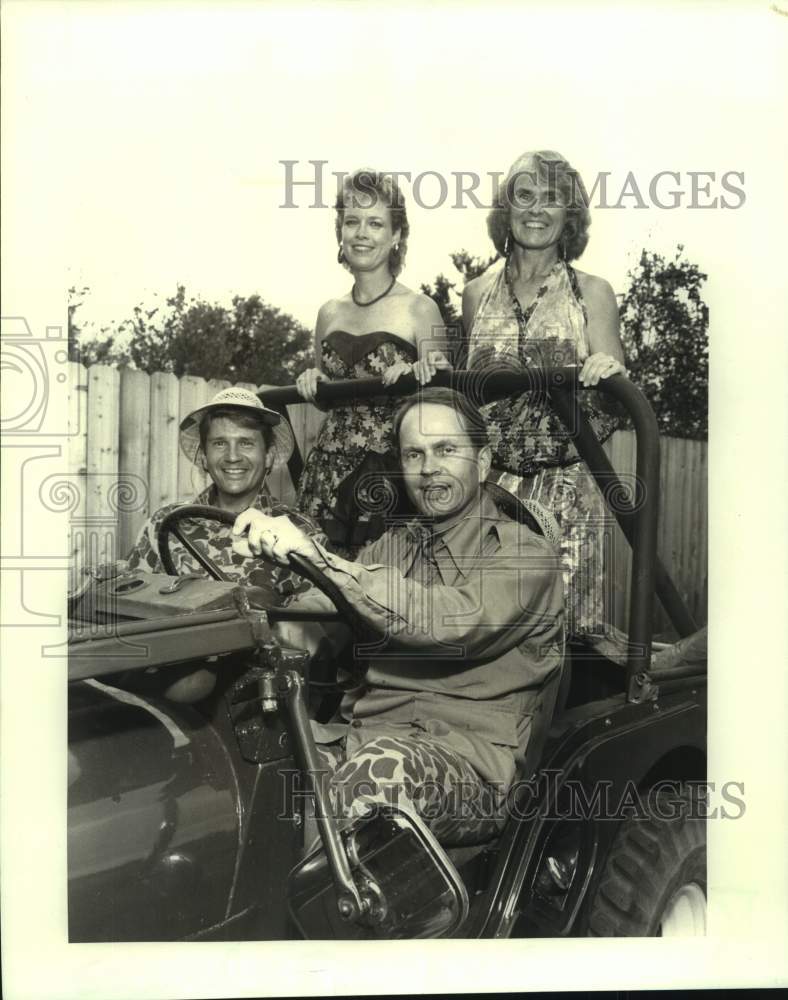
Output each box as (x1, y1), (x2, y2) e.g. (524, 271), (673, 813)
(125, 483), (323, 602)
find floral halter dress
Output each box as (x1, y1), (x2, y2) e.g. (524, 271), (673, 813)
(468, 259), (621, 637)
(296, 329), (418, 556)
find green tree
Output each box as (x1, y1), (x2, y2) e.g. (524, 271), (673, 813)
(618, 246), (708, 440)
(68, 285), (93, 362)
(74, 286), (313, 385)
(422, 245), (708, 440)
(421, 250), (498, 365)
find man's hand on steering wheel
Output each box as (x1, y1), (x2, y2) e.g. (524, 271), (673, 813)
(232, 509), (370, 638)
(232, 510), (328, 569)
(232, 509), (381, 690)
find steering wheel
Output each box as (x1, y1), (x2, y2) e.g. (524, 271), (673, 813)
(156, 504), (370, 632)
(157, 503), (375, 704)
(157, 504), (242, 580)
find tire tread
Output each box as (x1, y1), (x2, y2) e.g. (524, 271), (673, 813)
(586, 786), (706, 937)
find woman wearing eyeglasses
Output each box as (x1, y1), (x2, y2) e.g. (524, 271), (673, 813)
(464, 150), (627, 643)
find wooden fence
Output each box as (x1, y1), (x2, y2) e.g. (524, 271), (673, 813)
(68, 363), (707, 635)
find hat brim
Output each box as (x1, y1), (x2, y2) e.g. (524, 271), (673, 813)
(179, 400), (295, 469)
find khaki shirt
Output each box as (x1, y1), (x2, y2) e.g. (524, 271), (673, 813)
(295, 488), (565, 791)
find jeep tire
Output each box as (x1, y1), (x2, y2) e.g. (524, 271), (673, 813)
(586, 788), (706, 937)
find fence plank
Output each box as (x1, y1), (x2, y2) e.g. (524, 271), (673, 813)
(118, 368), (151, 556)
(267, 453), (296, 507)
(208, 379), (232, 394)
(681, 437), (705, 625)
(654, 435), (671, 636)
(696, 441), (708, 624)
(84, 363), (707, 636)
(68, 362), (89, 586)
(282, 403), (311, 502)
(86, 364), (120, 564)
(178, 375), (212, 501)
(684, 440), (699, 616)
(678, 437), (693, 609)
(277, 401), (327, 503)
(671, 437), (687, 636)
(302, 402), (328, 458)
(148, 372), (180, 513)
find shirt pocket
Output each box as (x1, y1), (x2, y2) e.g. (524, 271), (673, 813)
(417, 696), (520, 749)
(479, 704), (521, 748)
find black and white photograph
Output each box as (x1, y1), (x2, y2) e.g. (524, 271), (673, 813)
(2, 1), (787, 996)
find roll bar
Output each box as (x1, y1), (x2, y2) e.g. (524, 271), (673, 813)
(260, 368), (699, 700)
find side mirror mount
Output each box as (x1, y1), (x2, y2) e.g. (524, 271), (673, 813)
(287, 803), (469, 940)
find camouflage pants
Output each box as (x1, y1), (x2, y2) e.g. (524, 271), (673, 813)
(316, 733), (506, 846)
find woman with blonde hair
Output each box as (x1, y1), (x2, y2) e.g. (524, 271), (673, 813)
(296, 168), (448, 555)
(464, 149), (627, 641)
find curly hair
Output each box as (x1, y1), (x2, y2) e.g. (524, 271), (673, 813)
(487, 150), (591, 262)
(335, 169), (410, 276)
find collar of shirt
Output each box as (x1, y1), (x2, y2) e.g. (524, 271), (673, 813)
(159, 482), (290, 587)
(158, 482), (276, 566)
(403, 488), (505, 583)
(194, 482), (274, 512)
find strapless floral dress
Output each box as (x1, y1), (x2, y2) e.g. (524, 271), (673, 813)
(296, 329), (418, 555)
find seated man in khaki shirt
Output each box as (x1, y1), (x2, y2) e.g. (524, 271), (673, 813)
(234, 387), (564, 845)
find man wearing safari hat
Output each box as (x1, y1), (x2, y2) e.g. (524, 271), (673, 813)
(126, 386), (317, 592)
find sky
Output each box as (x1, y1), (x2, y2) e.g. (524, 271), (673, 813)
(5, 2), (784, 337)
(3, 2), (788, 998)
